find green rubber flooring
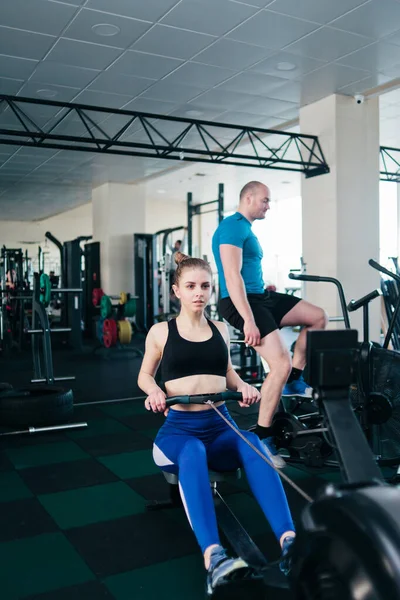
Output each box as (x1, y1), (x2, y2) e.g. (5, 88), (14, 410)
(0, 398), (337, 600)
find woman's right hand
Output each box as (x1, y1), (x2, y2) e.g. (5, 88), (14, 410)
(144, 389), (167, 413)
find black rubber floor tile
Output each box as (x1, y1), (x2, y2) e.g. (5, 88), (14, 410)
(19, 458), (118, 495)
(66, 511), (198, 578)
(74, 432), (152, 457)
(25, 581), (115, 600)
(116, 413), (165, 431)
(0, 450), (13, 471)
(0, 497), (58, 542)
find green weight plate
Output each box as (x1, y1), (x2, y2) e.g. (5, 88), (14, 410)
(100, 294), (113, 319)
(124, 298), (136, 318)
(39, 273), (51, 307)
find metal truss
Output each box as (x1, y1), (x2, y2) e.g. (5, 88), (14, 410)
(0, 94), (329, 178)
(380, 146), (400, 183)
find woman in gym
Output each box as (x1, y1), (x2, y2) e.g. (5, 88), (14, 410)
(138, 252), (295, 598)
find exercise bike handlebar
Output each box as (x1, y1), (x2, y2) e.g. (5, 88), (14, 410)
(289, 272), (350, 329)
(347, 289), (382, 312)
(165, 391), (243, 407)
(369, 258), (400, 284)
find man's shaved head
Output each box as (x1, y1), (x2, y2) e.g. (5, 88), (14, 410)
(239, 181), (265, 202)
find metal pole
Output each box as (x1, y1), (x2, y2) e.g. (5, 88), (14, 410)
(218, 183), (224, 223)
(187, 192), (193, 255)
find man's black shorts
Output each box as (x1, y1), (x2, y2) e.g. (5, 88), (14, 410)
(219, 291), (301, 339)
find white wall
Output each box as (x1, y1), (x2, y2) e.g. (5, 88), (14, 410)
(0, 203), (92, 272)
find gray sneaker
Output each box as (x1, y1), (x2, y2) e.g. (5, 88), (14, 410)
(262, 437), (287, 469)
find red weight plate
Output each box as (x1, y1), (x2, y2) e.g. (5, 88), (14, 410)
(92, 288), (105, 307)
(103, 318), (118, 348)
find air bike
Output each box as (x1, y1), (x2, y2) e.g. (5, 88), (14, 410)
(148, 329), (400, 599)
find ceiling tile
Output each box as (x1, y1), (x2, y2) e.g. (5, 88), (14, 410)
(141, 80), (202, 102)
(124, 97), (178, 114)
(338, 72), (392, 95)
(63, 8), (151, 49)
(264, 80), (301, 103)
(250, 51), (325, 78)
(110, 50), (182, 79)
(216, 71), (288, 95)
(379, 63), (400, 79)
(337, 41), (400, 71)
(330, 0), (400, 40)
(0, 0), (78, 36)
(0, 77), (23, 96)
(239, 95), (297, 116)
(161, 0), (257, 36)
(132, 24), (216, 59)
(73, 89), (136, 109)
(163, 62), (235, 89)
(195, 39), (274, 70)
(46, 38), (122, 70)
(215, 111), (269, 126)
(267, 0), (369, 25)
(0, 27), (56, 60)
(189, 88), (254, 110)
(86, 0), (179, 22)
(18, 81), (80, 103)
(286, 26), (373, 61)
(385, 29), (400, 47)
(238, 0), (275, 7)
(300, 63), (372, 104)
(88, 72), (153, 96)
(169, 104), (225, 121)
(227, 10), (319, 49)
(30, 62), (99, 88)
(274, 106), (299, 120)
(0, 55), (38, 81)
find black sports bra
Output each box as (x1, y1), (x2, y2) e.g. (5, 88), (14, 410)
(161, 318), (228, 383)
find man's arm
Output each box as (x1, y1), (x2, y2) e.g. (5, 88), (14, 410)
(220, 245), (261, 346)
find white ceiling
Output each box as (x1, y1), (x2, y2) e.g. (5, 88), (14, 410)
(0, 0), (400, 220)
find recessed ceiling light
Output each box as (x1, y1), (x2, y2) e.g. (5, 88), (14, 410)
(186, 110), (203, 118)
(92, 23), (121, 37)
(37, 89), (58, 99)
(281, 180), (291, 184)
(276, 62), (297, 72)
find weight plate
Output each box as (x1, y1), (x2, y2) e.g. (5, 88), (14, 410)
(92, 288), (104, 307)
(118, 320), (132, 344)
(124, 298), (136, 318)
(39, 273), (51, 307)
(103, 319), (118, 348)
(119, 292), (128, 305)
(96, 318), (105, 344)
(100, 295), (113, 319)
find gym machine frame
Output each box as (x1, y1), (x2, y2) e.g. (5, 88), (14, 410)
(187, 183), (224, 256)
(28, 272), (81, 385)
(286, 264), (400, 469)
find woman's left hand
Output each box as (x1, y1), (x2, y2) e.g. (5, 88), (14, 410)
(236, 382), (261, 407)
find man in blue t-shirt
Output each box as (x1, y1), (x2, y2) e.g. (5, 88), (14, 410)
(212, 181), (328, 468)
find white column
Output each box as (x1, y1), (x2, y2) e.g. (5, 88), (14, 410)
(92, 182), (146, 295)
(300, 94), (381, 341)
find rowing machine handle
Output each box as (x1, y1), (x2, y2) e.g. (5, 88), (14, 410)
(165, 391), (243, 407)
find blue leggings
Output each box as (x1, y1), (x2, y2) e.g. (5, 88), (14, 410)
(153, 405), (295, 553)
